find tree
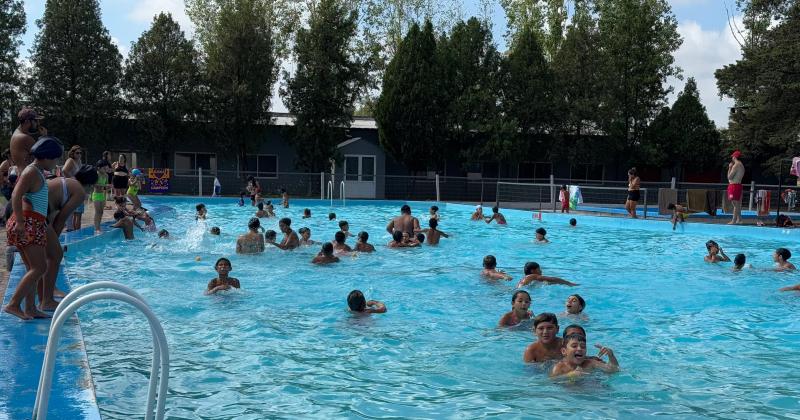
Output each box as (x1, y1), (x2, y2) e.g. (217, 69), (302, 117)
(595, 0), (682, 161)
(0, 0), (25, 134)
(27, 0), (122, 149)
(716, 2), (800, 175)
(189, 0), (279, 169)
(122, 13), (201, 154)
(500, 0), (566, 58)
(374, 21), (447, 172)
(282, 0), (365, 172)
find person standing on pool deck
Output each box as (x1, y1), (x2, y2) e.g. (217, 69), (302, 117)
(3, 136), (62, 320)
(386, 204), (420, 235)
(269, 217), (300, 250)
(111, 154), (129, 199)
(485, 206), (507, 224)
(498, 290), (533, 327)
(517, 262), (578, 287)
(625, 168), (641, 218)
(205, 258), (241, 295)
(523, 313), (562, 362)
(727, 151), (745, 224)
(10, 107), (46, 171)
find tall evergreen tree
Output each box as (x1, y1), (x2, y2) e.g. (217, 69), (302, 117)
(374, 21), (446, 172)
(282, 0), (365, 172)
(192, 0), (278, 168)
(595, 0), (682, 161)
(500, 0), (566, 58)
(0, 0), (25, 134)
(123, 13), (201, 154)
(27, 0), (122, 149)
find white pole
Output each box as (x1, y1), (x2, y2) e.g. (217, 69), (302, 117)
(320, 172), (324, 199)
(198, 167), (203, 196)
(670, 177), (676, 189)
(749, 181), (756, 211)
(435, 174), (440, 202)
(550, 174), (555, 207)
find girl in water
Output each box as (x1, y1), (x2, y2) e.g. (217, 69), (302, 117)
(498, 290), (533, 327)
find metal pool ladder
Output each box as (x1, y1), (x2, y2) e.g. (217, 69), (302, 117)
(33, 281), (170, 420)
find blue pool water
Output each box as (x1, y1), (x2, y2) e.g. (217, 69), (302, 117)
(64, 198), (800, 418)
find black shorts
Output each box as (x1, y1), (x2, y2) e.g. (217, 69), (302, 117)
(627, 190), (640, 202)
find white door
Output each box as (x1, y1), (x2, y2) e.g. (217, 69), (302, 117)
(344, 155), (376, 198)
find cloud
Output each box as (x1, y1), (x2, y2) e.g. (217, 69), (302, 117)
(666, 17), (743, 128)
(127, 0), (194, 35)
(110, 36), (129, 59)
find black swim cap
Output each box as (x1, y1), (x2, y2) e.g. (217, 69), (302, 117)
(30, 136), (64, 160)
(74, 164), (99, 186)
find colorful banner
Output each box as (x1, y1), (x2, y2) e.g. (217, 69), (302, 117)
(147, 168), (171, 193)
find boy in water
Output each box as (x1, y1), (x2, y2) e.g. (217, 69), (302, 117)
(270, 217), (300, 250)
(339, 220), (354, 237)
(429, 205), (440, 221)
(281, 188), (289, 208)
(667, 203), (689, 230)
(312, 242), (340, 264)
(332, 231), (353, 253)
(255, 202), (268, 218)
(112, 210), (142, 240)
(517, 262), (578, 287)
(355, 231), (375, 252)
(196, 203), (207, 220)
(264, 230), (277, 244)
(733, 254), (747, 271)
(704, 240), (731, 263)
(210, 227), (221, 235)
(158, 229), (170, 239)
(565, 294), (585, 315)
(264, 200), (275, 217)
(481, 255), (512, 280)
(471, 205), (484, 221)
(328, 212), (336, 220)
(414, 233), (425, 245)
(498, 290), (533, 327)
(485, 206), (507, 224)
(416, 218), (449, 245)
(774, 247), (796, 271)
(388, 230), (405, 248)
(550, 334), (619, 378)
(569, 218), (577, 227)
(205, 258), (241, 295)
(523, 313), (562, 362)
(298, 227), (316, 246)
(535, 227), (549, 243)
(303, 208), (311, 219)
(347, 290), (386, 314)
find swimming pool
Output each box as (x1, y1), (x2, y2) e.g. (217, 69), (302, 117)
(63, 197), (800, 418)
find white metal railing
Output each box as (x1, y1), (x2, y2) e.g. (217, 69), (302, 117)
(326, 180), (333, 207)
(340, 181), (346, 207)
(34, 282), (169, 420)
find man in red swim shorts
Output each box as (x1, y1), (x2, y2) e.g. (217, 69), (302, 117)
(727, 150), (745, 224)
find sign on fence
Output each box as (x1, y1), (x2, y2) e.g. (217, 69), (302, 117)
(147, 168), (171, 193)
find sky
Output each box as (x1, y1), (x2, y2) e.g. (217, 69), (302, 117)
(18, 0), (743, 128)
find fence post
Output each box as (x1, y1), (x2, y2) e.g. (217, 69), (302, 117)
(320, 172), (325, 199)
(749, 181), (756, 211)
(435, 174), (441, 202)
(550, 174), (556, 212)
(198, 167), (203, 196)
(643, 189), (648, 219)
(670, 177), (676, 189)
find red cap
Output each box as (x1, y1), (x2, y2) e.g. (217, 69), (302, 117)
(731, 150), (741, 159)
(17, 107), (44, 122)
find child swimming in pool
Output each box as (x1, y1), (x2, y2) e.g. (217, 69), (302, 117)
(481, 255), (512, 280)
(298, 227), (316, 246)
(255, 202), (268, 218)
(535, 227), (549, 243)
(667, 203), (688, 230)
(429, 205), (440, 221)
(303, 208), (311, 219)
(564, 294), (585, 315)
(550, 334), (619, 378)
(732, 254), (748, 271)
(312, 242), (340, 264)
(347, 290), (386, 314)
(196, 203), (207, 220)
(704, 240), (730, 263)
(774, 247), (796, 271)
(339, 220), (354, 237)
(354, 231), (375, 252)
(205, 257), (241, 295)
(523, 313), (562, 362)
(210, 227), (221, 236)
(485, 206), (507, 225)
(498, 290), (533, 327)
(517, 262), (578, 287)
(332, 231), (352, 253)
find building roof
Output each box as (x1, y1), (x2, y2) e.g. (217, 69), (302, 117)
(270, 113), (377, 130)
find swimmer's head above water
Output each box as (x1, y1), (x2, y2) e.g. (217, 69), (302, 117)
(563, 324), (586, 338)
(328, 212), (336, 220)
(416, 233), (425, 243)
(569, 218), (577, 227)
(565, 294), (585, 314)
(210, 227), (220, 235)
(401, 204), (411, 215)
(483, 255), (497, 269)
(264, 230), (277, 242)
(358, 231), (369, 243)
(392, 230), (403, 243)
(535, 227), (547, 240)
(524, 262), (541, 275)
(334, 231), (346, 244)
(347, 289), (367, 312)
(734, 253), (746, 269)
(248, 217), (261, 232)
(321, 241), (334, 256)
(158, 229), (169, 238)
(429, 218), (438, 229)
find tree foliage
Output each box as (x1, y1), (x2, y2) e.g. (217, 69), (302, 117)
(500, 0), (566, 58)
(282, 0), (365, 172)
(0, 0), (25, 133)
(27, 0), (122, 149)
(122, 13), (201, 152)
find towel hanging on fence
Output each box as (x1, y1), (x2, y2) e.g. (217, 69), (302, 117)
(658, 188), (678, 215)
(791, 157), (800, 176)
(705, 190), (720, 216)
(569, 185), (583, 209)
(687, 189), (708, 214)
(757, 190), (771, 216)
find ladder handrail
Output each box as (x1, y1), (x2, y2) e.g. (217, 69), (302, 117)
(37, 282), (160, 419)
(340, 181), (346, 207)
(327, 181), (333, 207)
(34, 291), (170, 420)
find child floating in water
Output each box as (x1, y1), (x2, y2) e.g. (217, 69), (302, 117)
(205, 258), (241, 295)
(550, 334), (619, 378)
(667, 203), (688, 230)
(355, 231), (375, 252)
(328, 212), (336, 221)
(416, 218), (449, 245)
(196, 203), (207, 220)
(732, 253), (747, 271)
(535, 227), (549, 243)
(158, 229), (170, 239)
(429, 205), (440, 221)
(298, 227), (316, 246)
(517, 262), (578, 287)
(303, 208), (311, 219)
(774, 247), (796, 271)
(523, 313), (562, 362)
(312, 242), (340, 264)
(485, 206), (507, 225)
(339, 220), (354, 237)
(498, 290), (533, 327)
(569, 218), (577, 227)
(347, 290), (386, 314)
(565, 294), (585, 315)
(210, 227), (221, 235)
(704, 240), (730, 263)
(481, 255), (512, 280)
(255, 202), (268, 218)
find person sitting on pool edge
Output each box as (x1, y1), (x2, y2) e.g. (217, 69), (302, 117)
(298, 227), (316, 246)
(569, 218), (577, 227)
(255, 202), (268, 218)
(550, 333), (619, 378)
(354, 231), (375, 253)
(415, 218), (449, 245)
(667, 203), (689, 230)
(312, 242), (339, 264)
(523, 312), (562, 362)
(339, 220), (354, 237)
(774, 247), (796, 271)
(205, 258), (241, 295)
(704, 240), (730, 263)
(332, 231), (352, 253)
(485, 206), (507, 225)
(236, 217), (265, 254)
(347, 290), (386, 314)
(269, 217), (300, 250)
(517, 262), (578, 287)
(535, 227), (549, 243)
(565, 294), (585, 315)
(196, 203), (207, 220)
(481, 255), (512, 280)
(498, 290), (533, 327)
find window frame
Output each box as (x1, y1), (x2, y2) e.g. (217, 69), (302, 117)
(343, 154), (377, 182)
(174, 151), (218, 177)
(242, 154), (279, 179)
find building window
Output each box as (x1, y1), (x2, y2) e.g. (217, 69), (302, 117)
(344, 155), (375, 182)
(243, 155), (278, 178)
(175, 152), (217, 176)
